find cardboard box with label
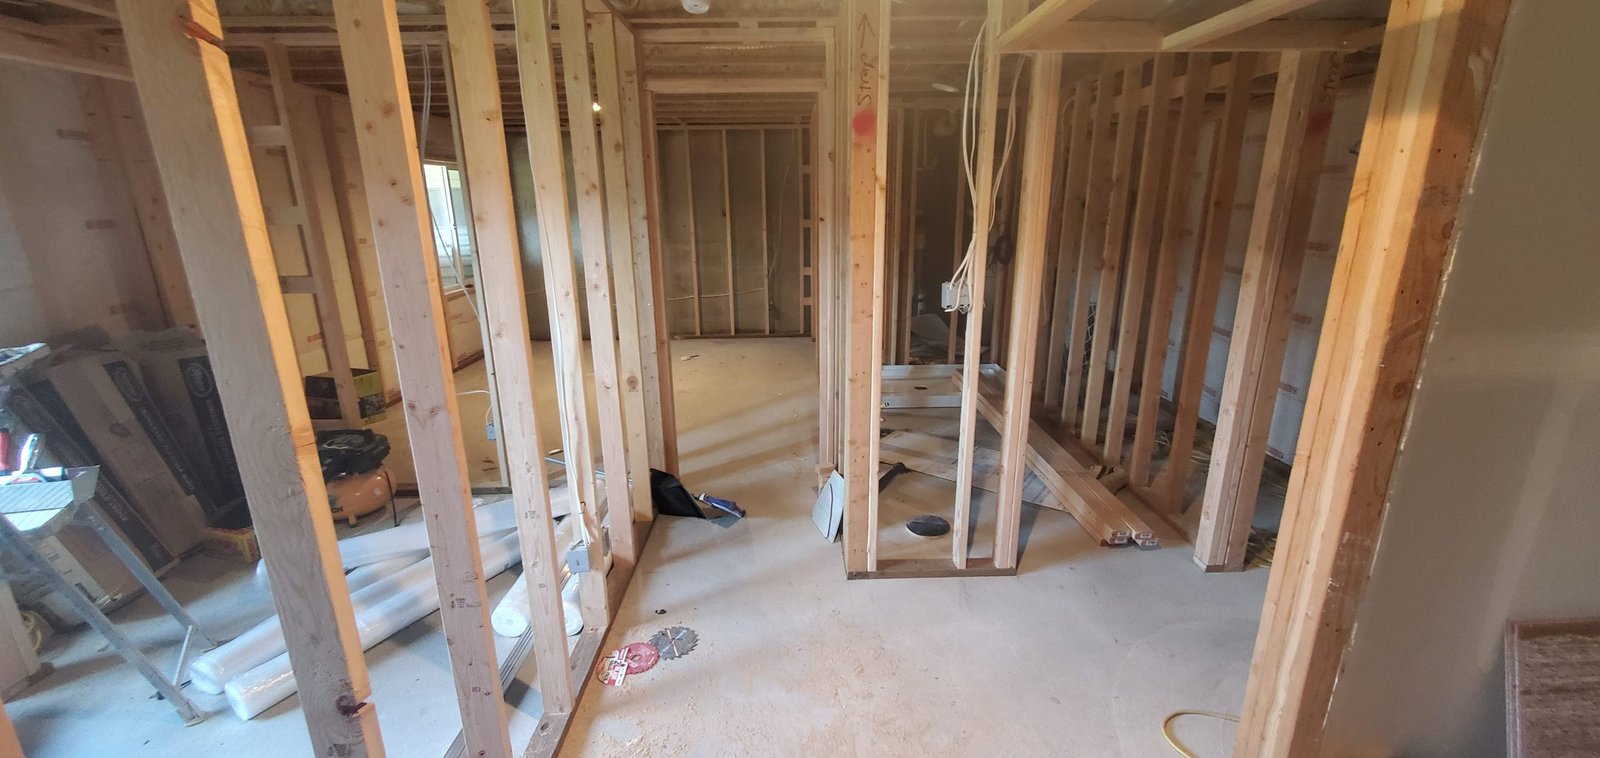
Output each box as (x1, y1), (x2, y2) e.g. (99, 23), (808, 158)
(117, 328), (246, 523)
(38, 352), (210, 555)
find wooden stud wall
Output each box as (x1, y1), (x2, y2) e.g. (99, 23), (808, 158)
(331, 2), (511, 753)
(1237, 1), (1510, 751)
(13, 0), (1509, 754)
(114, 1), (381, 754)
(655, 125), (812, 337)
(839, 0), (889, 576)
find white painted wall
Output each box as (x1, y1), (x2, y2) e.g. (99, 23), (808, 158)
(1321, 2), (1600, 754)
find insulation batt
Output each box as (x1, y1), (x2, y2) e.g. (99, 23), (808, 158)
(491, 571), (583, 638)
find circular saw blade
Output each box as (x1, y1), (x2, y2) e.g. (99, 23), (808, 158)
(649, 626), (698, 660)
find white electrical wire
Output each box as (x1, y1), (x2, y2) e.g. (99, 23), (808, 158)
(946, 23), (1024, 313)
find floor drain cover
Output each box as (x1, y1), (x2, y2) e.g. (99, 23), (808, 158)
(906, 514), (951, 537)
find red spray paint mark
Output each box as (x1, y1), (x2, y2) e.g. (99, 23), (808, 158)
(852, 109), (877, 138)
(1308, 110), (1334, 135)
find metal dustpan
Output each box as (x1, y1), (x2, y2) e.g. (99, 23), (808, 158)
(812, 470), (843, 542)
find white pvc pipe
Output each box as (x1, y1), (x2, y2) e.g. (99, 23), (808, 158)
(225, 533), (523, 720)
(491, 571), (583, 639)
(190, 553), (426, 695)
(253, 487), (569, 589)
(490, 516), (580, 639)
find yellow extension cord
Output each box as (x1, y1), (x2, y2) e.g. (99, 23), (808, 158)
(1162, 710), (1241, 758)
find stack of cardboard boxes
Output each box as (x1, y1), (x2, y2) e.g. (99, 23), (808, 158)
(1, 327), (247, 623)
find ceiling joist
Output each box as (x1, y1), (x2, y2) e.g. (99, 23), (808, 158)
(1162, 0), (1325, 50)
(1002, 19), (1382, 53)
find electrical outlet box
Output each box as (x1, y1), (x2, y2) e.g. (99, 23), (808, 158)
(940, 281), (971, 312)
(567, 540), (591, 573)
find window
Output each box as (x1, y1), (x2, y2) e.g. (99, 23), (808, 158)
(423, 162), (474, 292)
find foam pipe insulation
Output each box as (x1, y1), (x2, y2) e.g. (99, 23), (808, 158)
(252, 486), (570, 589)
(225, 532), (522, 720)
(190, 552), (428, 695)
(491, 571), (583, 639)
(491, 515), (582, 638)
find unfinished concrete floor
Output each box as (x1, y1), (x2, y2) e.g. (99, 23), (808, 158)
(8, 337), (1269, 757)
(562, 338), (1269, 757)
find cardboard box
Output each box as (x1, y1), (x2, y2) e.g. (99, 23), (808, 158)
(39, 352), (208, 555)
(4, 526), (142, 628)
(202, 526), (260, 563)
(117, 328), (245, 522)
(5, 384), (176, 571)
(305, 367), (386, 423)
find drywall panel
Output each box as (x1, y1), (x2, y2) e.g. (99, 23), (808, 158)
(1321, 4), (1600, 754)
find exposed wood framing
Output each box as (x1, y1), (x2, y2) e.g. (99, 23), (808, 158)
(965, 367), (1155, 546)
(114, 0), (379, 753)
(1128, 52), (1213, 489)
(1163, 0), (1323, 51)
(261, 44), (364, 427)
(556, 0), (639, 572)
(646, 76), (827, 94)
(330, 2), (508, 754)
(620, 25), (679, 472)
(1194, 51), (1341, 572)
(992, 53), (1062, 570)
(840, 0), (889, 576)
(442, 0), (573, 717)
(1078, 60), (1142, 448)
(896, 113), (920, 363)
(882, 110), (905, 363)
(0, 22), (131, 80)
(1058, 61), (1116, 429)
(992, 0), (1098, 53)
(92, 57), (197, 329)
(40, 0), (117, 19)
(635, 26), (830, 44)
(814, 33), (840, 469)
(313, 94), (376, 374)
(510, 0), (609, 626)
(718, 129), (737, 331)
(758, 129), (772, 334)
(593, 12), (656, 527)
(1004, 19), (1376, 53)
(1101, 55), (1177, 464)
(950, 0), (1025, 571)
(69, 32), (194, 337)
(1238, 2), (1511, 751)
(1153, 53), (1258, 507)
(1039, 79), (1091, 406)
(437, 42), (511, 487)
(680, 127), (703, 335)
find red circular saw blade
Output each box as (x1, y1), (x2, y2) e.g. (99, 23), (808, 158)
(621, 641), (660, 674)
